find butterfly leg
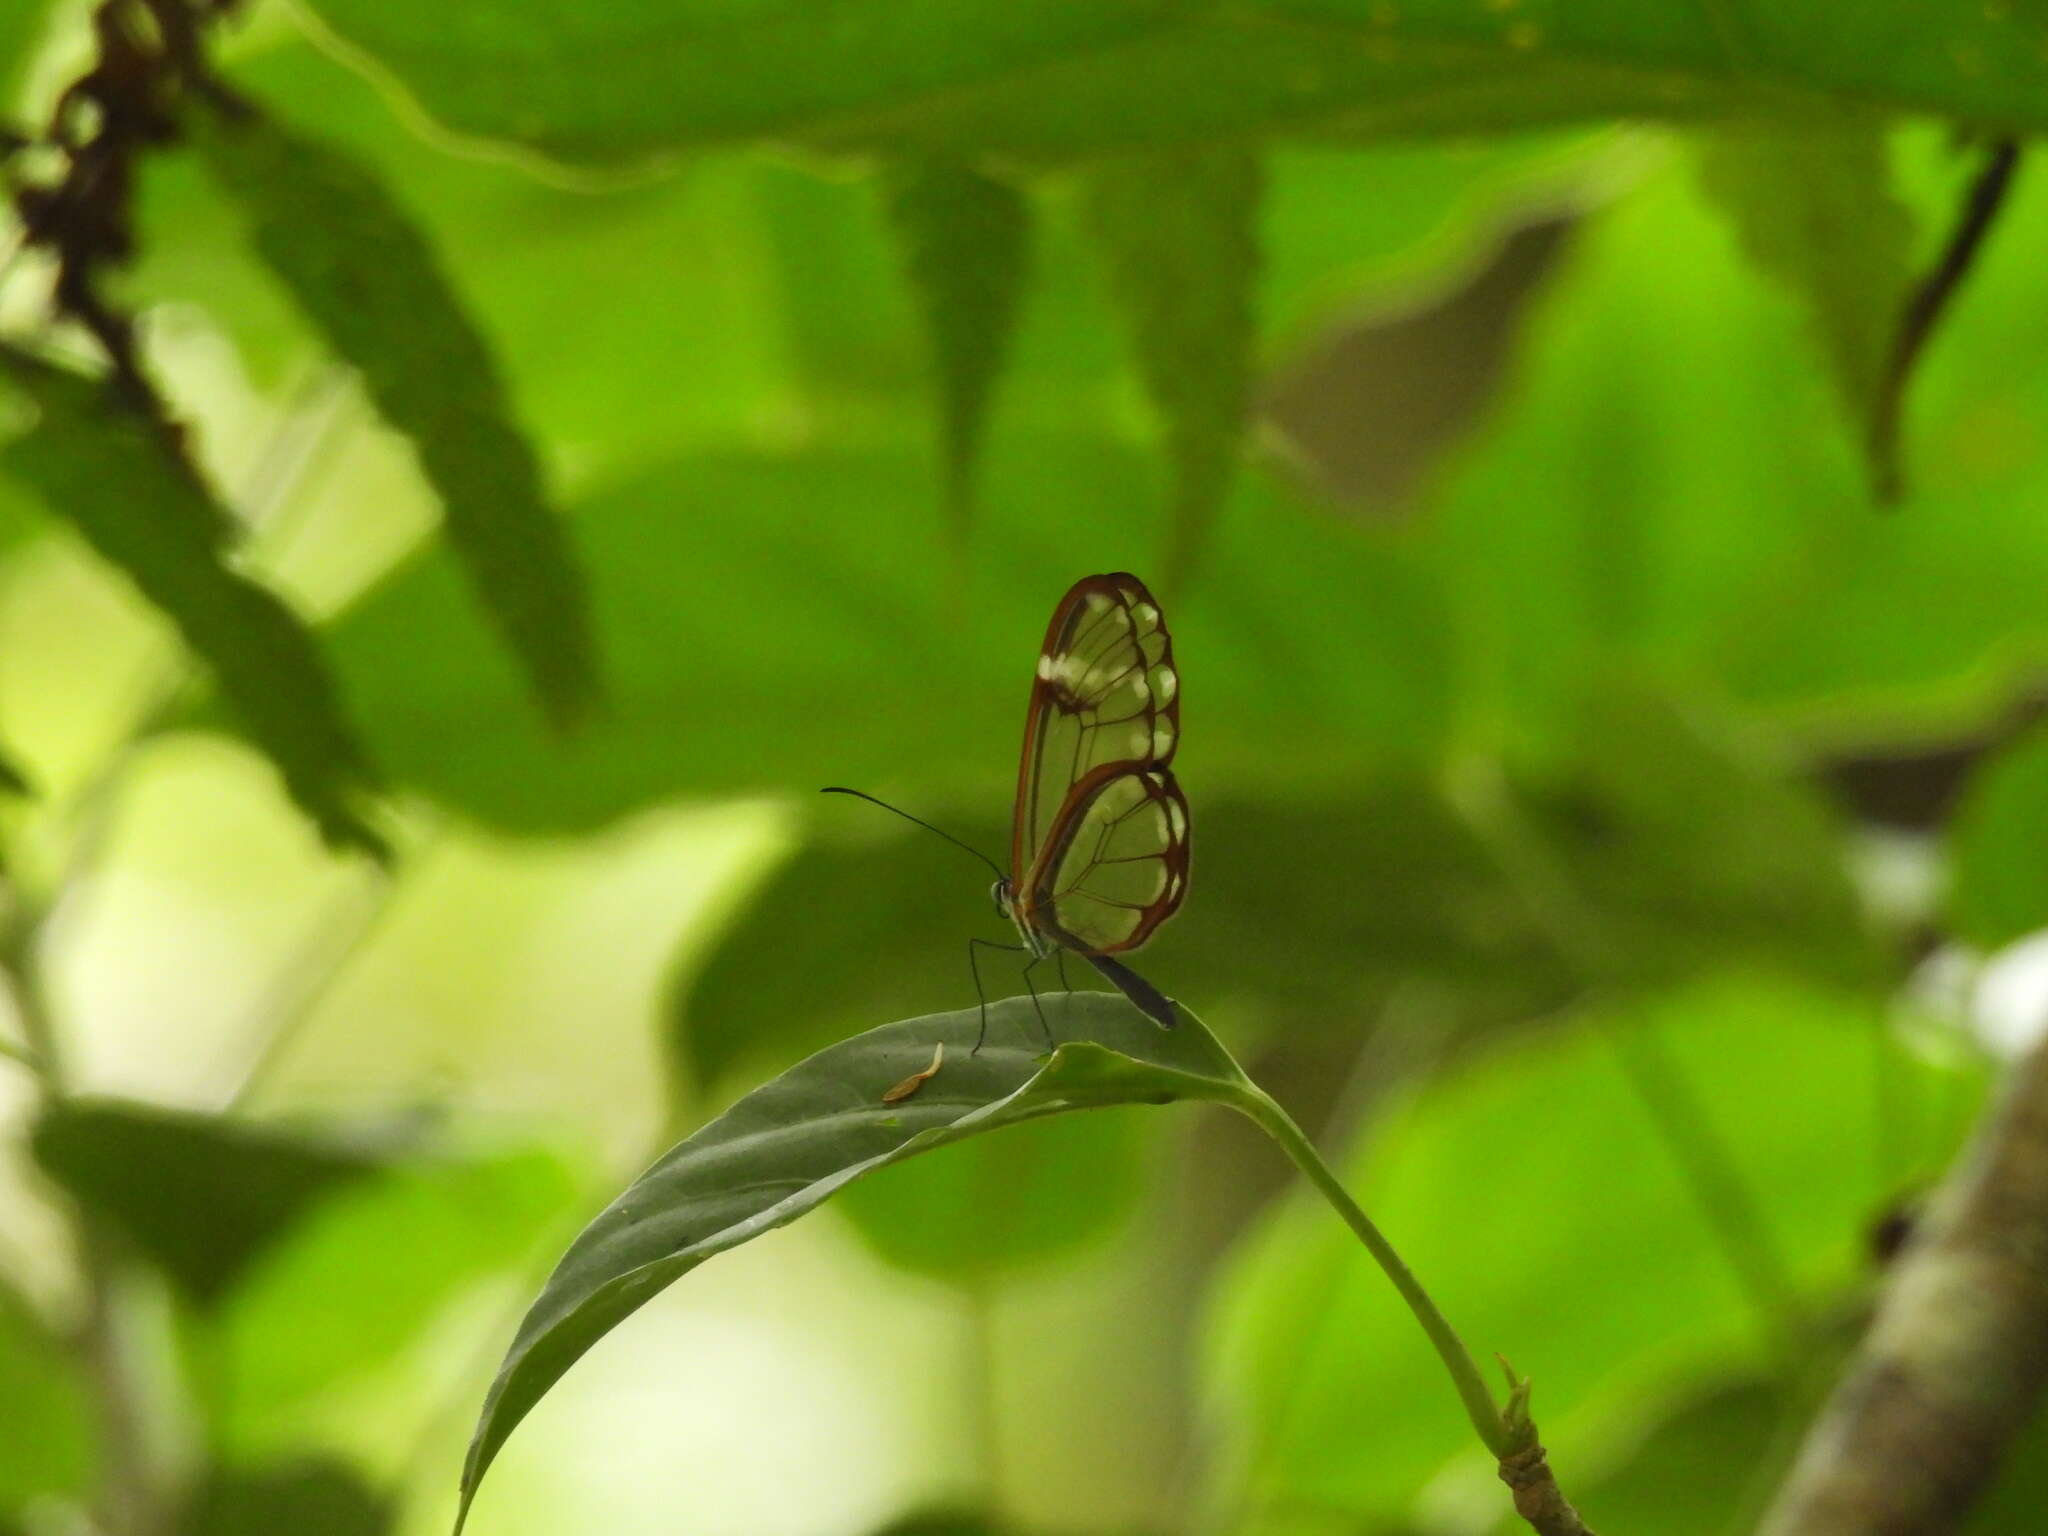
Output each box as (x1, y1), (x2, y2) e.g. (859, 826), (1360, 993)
(1055, 948), (1071, 994)
(966, 937), (1029, 1056)
(1018, 954), (1055, 1053)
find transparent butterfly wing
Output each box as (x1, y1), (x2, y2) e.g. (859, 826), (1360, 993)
(1010, 573), (1187, 955)
(1037, 764), (1190, 953)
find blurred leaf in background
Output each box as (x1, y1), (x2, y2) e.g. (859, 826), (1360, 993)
(1204, 979), (1984, 1531)
(29, 1097), (583, 1469)
(1081, 144), (1262, 580)
(206, 1145), (580, 1454)
(287, 1), (2048, 161)
(189, 101), (598, 730)
(882, 161), (1032, 544)
(177, 1458), (389, 1536)
(1696, 120), (1917, 474)
(0, 357), (385, 854)
(32, 1100), (383, 1309)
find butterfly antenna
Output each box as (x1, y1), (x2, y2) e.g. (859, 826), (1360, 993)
(820, 787), (1006, 883)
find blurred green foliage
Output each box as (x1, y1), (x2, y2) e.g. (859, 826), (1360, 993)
(2, 3), (2047, 1535)
(1207, 980), (1981, 1527)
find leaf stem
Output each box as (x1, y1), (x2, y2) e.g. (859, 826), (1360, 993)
(224, 857), (399, 1110)
(1226, 1070), (1600, 1531)
(1226, 1079), (1513, 1458)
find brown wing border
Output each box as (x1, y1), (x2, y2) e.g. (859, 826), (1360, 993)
(1009, 571), (1180, 885)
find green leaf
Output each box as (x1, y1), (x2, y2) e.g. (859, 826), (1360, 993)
(208, 1148), (582, 1449)
(457, 992), (1252, 1530)
(189, 101), (598, 731)
(292, 0), (1167, 161)
(1081, 145), (1262, 580)
(0, 745), (27, 796)
(0, 1278), (92, 1515)
(882, 162), (1033, 541)
(1204, 978), (1982, 1528)
(0, 355), (385, 855)
(32, 1100), (381, 1309)
(836, 1111), (1144, 1279)
(1696, 119), (1915, 474)
(289, 2), (2048, 165)
(178, 1458), (389, 1536)
(1948, 725), (2048, 948)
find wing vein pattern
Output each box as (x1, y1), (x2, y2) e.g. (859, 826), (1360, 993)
(1010, 573), (1189, 956)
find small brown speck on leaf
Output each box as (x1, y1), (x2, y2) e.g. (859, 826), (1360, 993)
(882, 1043), (945, 1104)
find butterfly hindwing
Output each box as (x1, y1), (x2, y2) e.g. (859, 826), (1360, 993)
(1038, 763), (1190, 953)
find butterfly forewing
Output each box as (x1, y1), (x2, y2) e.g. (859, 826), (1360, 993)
(1012, 573), (1188, 960)
(1013, 574), (1180, 882)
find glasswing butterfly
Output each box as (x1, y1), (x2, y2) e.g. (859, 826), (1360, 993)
(826, 571), (1189, 1051)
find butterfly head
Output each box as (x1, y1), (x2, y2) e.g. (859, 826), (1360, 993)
(990, 876), (1014, 920)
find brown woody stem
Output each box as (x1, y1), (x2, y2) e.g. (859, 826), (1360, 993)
(1758, 1031), (2048, 1534)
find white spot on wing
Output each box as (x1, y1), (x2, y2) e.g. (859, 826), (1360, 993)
(1036, 654), (1055, 680)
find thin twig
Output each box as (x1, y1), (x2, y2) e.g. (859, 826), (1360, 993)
(1603, 1011), (1804, 1354)
(0, 1031), (41, 1070)
(1869, 138), (2023, 505)
(223, 855), (400, 1110)
(1758, 1028), (2048, 1534)
(1233, 1083), (1512, 1458)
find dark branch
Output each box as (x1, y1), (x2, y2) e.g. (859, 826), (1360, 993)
(1869, 137), (2022, 505)
(5, 0), (249, 445)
